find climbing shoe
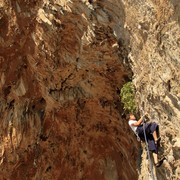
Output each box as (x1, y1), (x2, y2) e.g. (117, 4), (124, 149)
(155, 157), (165, 167)
(155, 161), (162, 167)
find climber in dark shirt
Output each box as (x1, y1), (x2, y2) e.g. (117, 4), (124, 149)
(128, 113), (163, 167)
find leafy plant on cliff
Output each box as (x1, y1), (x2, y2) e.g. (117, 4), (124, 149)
(120, 82), (137, 113)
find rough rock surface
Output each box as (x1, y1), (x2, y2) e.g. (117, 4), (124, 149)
(0, 0), (138, 179)
(123, 0), (180, 179)
(0, 0), (179, 180)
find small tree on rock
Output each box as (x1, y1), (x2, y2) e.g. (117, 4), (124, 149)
(120, 82), (137, 114)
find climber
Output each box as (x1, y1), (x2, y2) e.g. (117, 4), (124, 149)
(127, 113), (163, 167)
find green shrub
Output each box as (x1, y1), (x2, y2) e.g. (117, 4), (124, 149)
(120, 82), (137, 113)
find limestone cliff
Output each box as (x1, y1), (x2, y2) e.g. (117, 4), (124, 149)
(0, 0), (179, 180)
(0, 0), (137, 179)
(123, 0), (180, 179)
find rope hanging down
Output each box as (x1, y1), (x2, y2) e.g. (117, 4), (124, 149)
(142, 113), (155, 180)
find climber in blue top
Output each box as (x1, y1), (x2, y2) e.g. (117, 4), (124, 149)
(128, 113), (164, 167)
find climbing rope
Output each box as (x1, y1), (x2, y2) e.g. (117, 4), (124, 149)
(142, 113), (155, 180)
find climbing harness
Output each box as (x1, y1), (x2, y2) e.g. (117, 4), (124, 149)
(135, 131), (141, 142)
(142, 113), (155, 180)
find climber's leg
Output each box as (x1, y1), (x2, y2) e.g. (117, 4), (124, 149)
(152, 152), (158, 164)
(150, 122), (160, 144)
(152, 130), (158, 141)
(153, 152), (164, 167)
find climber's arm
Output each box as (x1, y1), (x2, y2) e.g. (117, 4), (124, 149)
(131, 116), (144, 126)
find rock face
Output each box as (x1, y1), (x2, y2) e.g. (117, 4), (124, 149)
(0, 0), (138, 179)
(0, 0), (179, 180)
(122, 0), (180, 179)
